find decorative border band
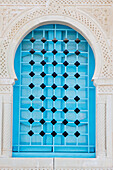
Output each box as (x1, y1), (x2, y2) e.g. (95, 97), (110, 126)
(0, 0), (112, 5)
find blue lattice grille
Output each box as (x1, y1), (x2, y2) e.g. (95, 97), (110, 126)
(13, 24), (95, 158)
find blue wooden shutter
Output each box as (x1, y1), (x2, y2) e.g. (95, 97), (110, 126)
(13, 24), (95, 158)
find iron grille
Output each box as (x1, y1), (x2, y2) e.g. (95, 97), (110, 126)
(13, 24), (95, 158)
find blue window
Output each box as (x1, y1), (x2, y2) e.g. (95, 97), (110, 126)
(13, 24), (95, 158)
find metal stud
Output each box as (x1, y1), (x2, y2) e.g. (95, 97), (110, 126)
(63, 131), (68, 137)
(74, 131), (80, 137)
(30, 37), (35, 43)
(28, 106), (34, 112)
(28, 130), (34, 136)
(41, 38), (47, 43)
(30, 49), (35, 54)
(51, 131), (57, 137)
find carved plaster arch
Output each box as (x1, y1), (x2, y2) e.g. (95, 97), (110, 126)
(0, 6), (112, 81)
(0, 5), (113, 169)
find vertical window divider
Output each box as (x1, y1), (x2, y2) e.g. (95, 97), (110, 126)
(88, 44), (89, 153)
(42, 30), (45, 146)
(18, 43), (22, 152)
(64, 30), (67, 146)
(30, 30), (34, 146)
(76, 32), (78, 146)
(53, 24), (56, 153)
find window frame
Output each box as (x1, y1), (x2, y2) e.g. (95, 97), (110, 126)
(12, 24), (96, 158)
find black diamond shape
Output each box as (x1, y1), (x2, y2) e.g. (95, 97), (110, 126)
(28, 106), (34, 112)
(28, 130), (34, 136)
(52, 72), (57, 78)
(41, 60), (46, 66)
(63, 73), (68, 78)
(74, 131), (80, 137)
(63, 107), (68, 113)
(40, 131), (45, 137)
(29, 71), (35, 77)
(52, 49), (57, 55)
(40, 72), (46, 77)
(41, 38), (47, 43)
(74, 120), (80, 125)
(29, 60), (35, 65)
(40, 83), (46, 89)
(63, 131), (68, 137)
(63, 96), (68, 101)
(52, 61), (58, 66)
(74, 84), (80, 90)
(51, 131), (57, 137)
(75, 38), (80, 44)
(62, 119), (68, 125)
(40, 95), (46, 101)
(63, 84), (69, 90)
(51, 107), (57, 113)
(74, 108), (80, 113)
(30, 49), (35, 54)
(29, 83), (35, 89)
(40, 119), (45, 124)
(74, 96), (80, 102)
(74, 61), (80, 67)
(30, 37), (35, 43)
(63, 49), (69, 55)
(41, 49), (46, 54)
(74, 73), (80, 78)
(28, 118), (34, 124)
(63, 61), (69, 66)
(51, 84), (57, 89)
(51, 95), (57, 101)
(75, 50), (80, 55)
(29, 95), (35, 101)
(63, 38), (69, 43)
(52, 38), (58, 43)
(40, 107), (46, 112)
(51, 119), (57, 125)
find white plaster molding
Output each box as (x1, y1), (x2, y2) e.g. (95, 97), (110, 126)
(0, 95), (2, 156)
(0, 168), (113, 170)
(97, 86), (113, 94)
(0, 158), (53, 169)
(106, 95), (113, 158)
(0, 85), (12, 94)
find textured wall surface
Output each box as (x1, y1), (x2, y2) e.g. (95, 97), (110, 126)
(0, 0), (113, 169)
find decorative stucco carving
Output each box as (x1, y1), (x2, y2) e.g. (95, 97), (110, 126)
(97, 86), (113, 94)
(0, 0), (112, 5)
(0, 48), (8, 78)
(0, 85), (12, 93)
(0, 4), (112, 79)
(1, 7), (30, 34)
(81, 7), (111, 36)
(0, 168), (113, 170)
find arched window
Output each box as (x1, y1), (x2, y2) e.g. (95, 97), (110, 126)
(13, 24), (95, 158)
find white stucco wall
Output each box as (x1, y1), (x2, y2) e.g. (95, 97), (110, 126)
(0, 0), (113, 169)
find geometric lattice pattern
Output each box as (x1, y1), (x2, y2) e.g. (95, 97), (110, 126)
(13, 24), (95, 157)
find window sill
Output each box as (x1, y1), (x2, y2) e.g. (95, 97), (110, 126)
(0, 156), (112, 169)
(12, 152), (96, 158)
